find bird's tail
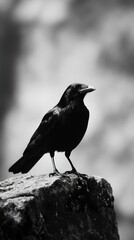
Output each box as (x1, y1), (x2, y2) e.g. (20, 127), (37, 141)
(9, 152), (43, 174)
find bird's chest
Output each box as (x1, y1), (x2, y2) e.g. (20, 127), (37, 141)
(56, 105), (89, 150)
(65, 110), (87, 133)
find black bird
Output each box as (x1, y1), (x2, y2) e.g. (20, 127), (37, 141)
(9, 83), (95, 175)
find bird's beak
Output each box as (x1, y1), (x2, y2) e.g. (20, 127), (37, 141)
(79, 85), (96, 94)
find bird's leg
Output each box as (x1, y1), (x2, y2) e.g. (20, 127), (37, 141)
(49, 152), (70, 179)
(65, 151), (79, 174)
(49, 152), (61, 176)
(51, 156), (60, 175)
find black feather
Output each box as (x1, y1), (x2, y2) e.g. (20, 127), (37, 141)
(9, 83), (95, 174)
(9, 152), (43, 173)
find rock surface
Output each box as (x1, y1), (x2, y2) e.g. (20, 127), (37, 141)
(0, 174), (119, 240)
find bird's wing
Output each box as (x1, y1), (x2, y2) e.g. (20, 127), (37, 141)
(23, 107), (60, 155)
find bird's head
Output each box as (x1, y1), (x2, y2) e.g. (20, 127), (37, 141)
(58, 83), (95, 107)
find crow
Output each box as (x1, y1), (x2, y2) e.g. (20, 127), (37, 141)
(9, 83), (95, 175)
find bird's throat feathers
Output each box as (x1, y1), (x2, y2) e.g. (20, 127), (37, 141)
(58, 97), (84, 109)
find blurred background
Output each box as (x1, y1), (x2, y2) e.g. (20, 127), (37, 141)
(0, 0), (134, 239)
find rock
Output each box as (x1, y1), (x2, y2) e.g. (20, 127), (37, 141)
(0, 174), (119, 240)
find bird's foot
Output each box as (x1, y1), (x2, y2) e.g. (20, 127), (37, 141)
(49, 169), (62, 177)
(64, 169), (79, 176)
(49, 169), (69, 178)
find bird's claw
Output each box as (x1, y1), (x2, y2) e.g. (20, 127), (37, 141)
(64, 169), (79, 175)
(49, 170), (61, 177)
(49, 171), (71, 181)
(49, 170), (69, 178)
